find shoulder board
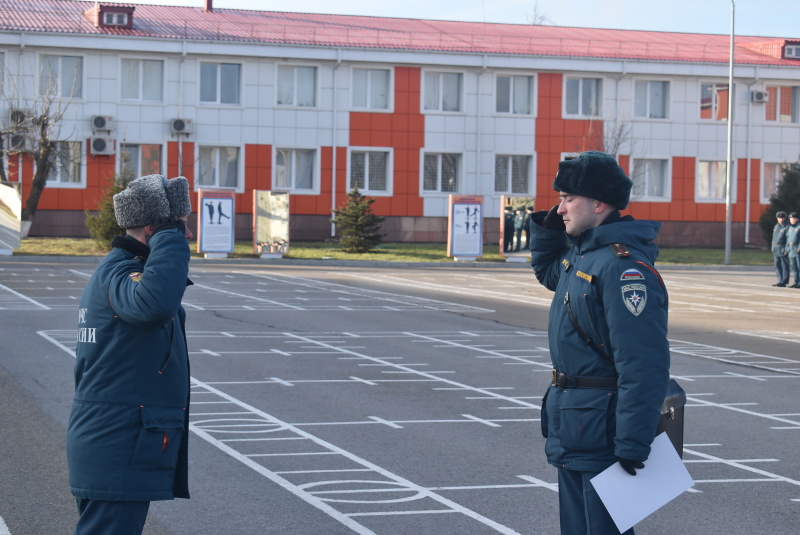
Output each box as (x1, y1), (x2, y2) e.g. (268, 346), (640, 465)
(609, 243), (632, 257)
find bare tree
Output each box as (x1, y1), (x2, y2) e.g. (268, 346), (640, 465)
(2, 58), (78, 237)
(570, 114), (636, 159)
(530, 1), (553, 26)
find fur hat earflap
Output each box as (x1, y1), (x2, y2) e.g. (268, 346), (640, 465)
(163, 176), (192, 220)
(552, 151), (633, 210)
(113, 174), (170, 229)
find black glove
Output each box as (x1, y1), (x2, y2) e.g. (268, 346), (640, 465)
(617, 457), (645, 476)
(542, 205), (565, 231)
(151, 217), (186, 236)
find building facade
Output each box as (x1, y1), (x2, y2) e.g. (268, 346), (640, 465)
(1, 0), (799, 246)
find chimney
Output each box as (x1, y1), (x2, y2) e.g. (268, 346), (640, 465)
(203, 0), (212, 12)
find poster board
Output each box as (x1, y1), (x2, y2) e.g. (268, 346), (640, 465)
(0, 182), (22, 255)
(253, 190), (290, 257)
(197, 188), (236, 256)
(499, 195), (536, 262)
(447, 195), (483, 260)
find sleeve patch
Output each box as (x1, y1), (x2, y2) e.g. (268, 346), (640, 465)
(620, 269), (645, 281)
(129, 272), (143, 282)
(622, 284), (647, 316)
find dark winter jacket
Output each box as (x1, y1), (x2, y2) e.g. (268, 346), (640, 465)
(530, 214), (670, 472)
(773, 222), (789, 256)
(67, 228), (191, 501)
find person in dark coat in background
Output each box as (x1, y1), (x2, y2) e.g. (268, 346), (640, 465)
(529, 151), (670, 535)
(772, 211), (790, 287)
(67, 174), (194, 534)
(503, 206), (515, 252)
(787, 211), (800, 288)
(513, 207), (525, 251)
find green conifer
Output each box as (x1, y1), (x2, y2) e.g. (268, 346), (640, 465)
(331, 188), (385, 253)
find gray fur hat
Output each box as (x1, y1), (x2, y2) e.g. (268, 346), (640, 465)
(553, 151), (633, 210)
(113, 174), (170, 229)
(162, 176), (192, 219)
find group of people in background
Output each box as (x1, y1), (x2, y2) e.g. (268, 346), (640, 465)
(503, 205), (534, 252)
(772, 211), (800, 288)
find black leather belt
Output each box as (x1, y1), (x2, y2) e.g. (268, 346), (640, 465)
(552, 369), (617, 389)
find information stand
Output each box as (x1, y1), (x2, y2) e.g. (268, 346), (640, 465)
(0, 183), (21, 255)
(499, 195), (535, 262)
(253, 191), (290, 258)
(447, 195), (483, 261)
(197, 188), (236, 258)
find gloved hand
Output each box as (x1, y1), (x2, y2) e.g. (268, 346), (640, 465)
(617, 457), (645, 476)
(542, 205), (565, 231)
(151, 217), (186, 236)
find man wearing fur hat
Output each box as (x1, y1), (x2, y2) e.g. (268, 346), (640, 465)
(67, 175), (193, 534)
(529, 151), (670, 534)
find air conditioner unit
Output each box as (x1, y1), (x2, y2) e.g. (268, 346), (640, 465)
(171, 118), (194, 135)
(9, 108), (32, 127)
(751, 90), (769, 103)
(91, 115), (115, 132)
(8, 133), (32, 152)
(90, 135), (115, 156)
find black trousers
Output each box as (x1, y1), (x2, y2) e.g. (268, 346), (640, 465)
(557, 467), (634, 535)
(75, 498), (150, 535)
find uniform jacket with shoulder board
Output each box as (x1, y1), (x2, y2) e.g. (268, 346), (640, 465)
(67, 228), (192, 501)
(530, 213), (670, 471)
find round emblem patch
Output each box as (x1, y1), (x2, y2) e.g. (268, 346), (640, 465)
(622, 283), (646, 316)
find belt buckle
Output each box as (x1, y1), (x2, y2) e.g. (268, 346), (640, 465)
(551, 369), (557, 387)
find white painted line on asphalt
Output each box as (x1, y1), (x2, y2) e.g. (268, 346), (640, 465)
(0, 283), (50, 310)
(0, 515), (11, 535)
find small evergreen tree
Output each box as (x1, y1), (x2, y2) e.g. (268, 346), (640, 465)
(331, 188), (385, 253)
(759, 163), (800, 242)
(85, 171), (134, 251)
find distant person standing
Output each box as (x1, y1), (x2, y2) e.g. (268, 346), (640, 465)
(772, 211), (790, 287)
(513, 207), (525, 252)
(503, 206), (515, 252)
(787, 211), (800, 288)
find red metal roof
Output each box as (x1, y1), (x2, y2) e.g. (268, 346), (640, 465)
(0, 0), (798, 66)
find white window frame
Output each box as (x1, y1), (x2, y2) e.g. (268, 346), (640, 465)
(494, 154), (533, 194)
(422, 152), (462, 194)
(277, 64), (318, 108)
(44, 141), (84, 188)
(39, 54), (84, 99)
(696, 160), (733, 203)
(118, 143), (164, 179)
(120, 58), (164, 102)
(351, 67), (393, 111)
(761, 162), (785, 203)
(197, 146), (243, 192)
(273, 147), (320, 194)
(200, 62), (241, 105)
(104, 12), (128, 26)
(495, 74), (534, 115)
(630, 158), (671, 202)
(422, 71), (464, 113)
(699, 82), (732, 121)
(347, 148), (393, 196)
(633, 80), (670, 120)
(564, 77), (602, 118)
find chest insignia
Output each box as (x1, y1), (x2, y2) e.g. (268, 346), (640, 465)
(622, 283), (647, 316)
(575, 270), (594, 283)
(129, 271), (143, 283)
(620, 269), (644, 281)
(561, 258), (572, 271)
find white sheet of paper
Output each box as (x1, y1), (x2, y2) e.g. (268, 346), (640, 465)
(590, 432), (695, 533)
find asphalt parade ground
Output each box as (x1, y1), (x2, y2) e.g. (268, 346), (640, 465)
(1, 257), (798, 534)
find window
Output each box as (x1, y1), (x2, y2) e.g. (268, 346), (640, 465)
(784, 45), (800, 59)
(634, 81), (669, 119)
(198, 147), (240, 189)
(494, 155), (531, 194)
(762, 163), (785, 202)
(104, 12), (128, 25)
(423, 153), (460, 192)
(277, 65), (317, 107)
(275, 149), (316, 191)
(424, 72), (462, 112)
(352, 68), (390, 110)
(496, 75), (533, 114)
(565, 77), (601, 117)
(632, 159), (669, 200)
(696, 160), (729, 202)
(349, 150), (390, 193)
(46, 141), (81, 185)
(765, 86), (800, 123)
(120, 144), (162, 178)
(40, 55), (82, 98)
(700, 83), (730, 120)
(121, 59), (163, 101)
(200, 63), (241, 105)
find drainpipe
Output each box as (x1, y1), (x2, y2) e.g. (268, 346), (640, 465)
(331, 49), (341, 237)
(613, 61), (627, 159)
(744, 66), (759, 245)
(178, 41), (187, 176)
(477, 56), (486, 196)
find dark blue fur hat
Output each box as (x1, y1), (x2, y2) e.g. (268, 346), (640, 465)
(553, 151), (633, 210)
